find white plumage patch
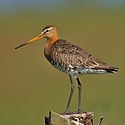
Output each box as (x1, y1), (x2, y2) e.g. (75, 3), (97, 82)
(66, 65), (108, 78)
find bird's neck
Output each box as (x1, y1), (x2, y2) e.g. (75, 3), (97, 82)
(48, 34), (59, 43)
(46, 34), (59, 48)
(44, 34), (59, 58)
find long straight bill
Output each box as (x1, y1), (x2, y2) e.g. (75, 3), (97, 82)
(15, 33), (44, 49)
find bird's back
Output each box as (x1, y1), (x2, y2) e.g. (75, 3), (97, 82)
(44, 39), (118, 77)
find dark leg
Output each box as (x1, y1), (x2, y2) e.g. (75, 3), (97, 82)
(65, 75), (75, 114)
(76, 77), (82, 112)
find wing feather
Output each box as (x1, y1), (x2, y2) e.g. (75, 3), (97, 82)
(45, 39), (118, 73)
(56, 40), (110, 69)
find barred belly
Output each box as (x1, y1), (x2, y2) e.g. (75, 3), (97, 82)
(50, 59), (108, 78)
(50, 59), (68, 73)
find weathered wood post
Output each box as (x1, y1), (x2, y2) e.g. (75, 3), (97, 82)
(45, 111), (104, 125)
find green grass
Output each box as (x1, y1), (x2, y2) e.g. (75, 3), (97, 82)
(0, 6), (124, 125)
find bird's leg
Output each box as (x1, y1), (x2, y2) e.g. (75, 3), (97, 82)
(76, 77), (83, 112)
(65, 75), (75, 114)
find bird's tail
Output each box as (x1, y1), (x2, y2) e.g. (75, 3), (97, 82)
(94, 66), (119, 73)
(105, 67), (119, 73)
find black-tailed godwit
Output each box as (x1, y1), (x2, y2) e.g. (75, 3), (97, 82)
(15, 25), (118, 114)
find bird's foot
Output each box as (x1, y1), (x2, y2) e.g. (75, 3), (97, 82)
(77, 108), (84, 114)
(60, 110), (79, 115)
(60, 111), (71, 115)
(68, 108), (85, 114)
(60, 109), (84, 116)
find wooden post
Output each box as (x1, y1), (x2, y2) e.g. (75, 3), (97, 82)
(45, 111), (101, 125)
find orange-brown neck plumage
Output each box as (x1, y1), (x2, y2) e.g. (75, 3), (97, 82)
(48, 32), (59, 44)
(44, 28), (59, 49)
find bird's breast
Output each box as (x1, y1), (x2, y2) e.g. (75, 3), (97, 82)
(44, 48), (67, 73)
(44, 40), (72, 73)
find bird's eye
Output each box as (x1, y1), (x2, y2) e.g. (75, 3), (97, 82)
(45, 29), (49, 32)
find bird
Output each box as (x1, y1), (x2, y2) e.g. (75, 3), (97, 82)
(15, 25), (118, 114)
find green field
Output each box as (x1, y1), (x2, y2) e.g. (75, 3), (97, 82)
(0, 3), (125, 125)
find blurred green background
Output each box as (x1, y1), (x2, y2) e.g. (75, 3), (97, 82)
(0, 0), (125, 125)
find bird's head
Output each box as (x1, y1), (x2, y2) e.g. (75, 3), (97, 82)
(42, 25), (58, 38)
(15, 25), (58, 49)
